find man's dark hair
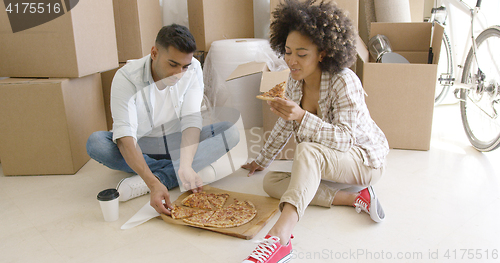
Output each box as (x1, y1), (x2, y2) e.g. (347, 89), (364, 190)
(155, 24), (197, 53)
(270, 0), (357, 74)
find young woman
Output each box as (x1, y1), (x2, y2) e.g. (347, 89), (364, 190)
(241, 1), (389, 262)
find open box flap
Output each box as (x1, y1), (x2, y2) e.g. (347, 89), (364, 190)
(260, 69), (290, 92)
(356, 34), (369, 63)
(226, 62), (268, 81)
(226, 61), (290, 93)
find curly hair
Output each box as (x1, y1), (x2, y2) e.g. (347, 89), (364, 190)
(270, 0), (357, 74)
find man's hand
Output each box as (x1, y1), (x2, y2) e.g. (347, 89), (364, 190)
(241, 161), (264, 176)
(149, 181), (173, 215)
(268, 98), (306, 123)
(178, 166), (203, 193)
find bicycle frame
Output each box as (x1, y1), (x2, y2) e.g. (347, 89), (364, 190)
(436, 0), (491, 91)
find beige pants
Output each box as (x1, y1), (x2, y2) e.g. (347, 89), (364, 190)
(263, 142), (384, 220)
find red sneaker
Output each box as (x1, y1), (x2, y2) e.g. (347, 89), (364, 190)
(353, 186), (385, 222)
(242, 235), (293, 263)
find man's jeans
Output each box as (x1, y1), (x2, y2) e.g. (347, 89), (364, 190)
(86, 121), (240, 189)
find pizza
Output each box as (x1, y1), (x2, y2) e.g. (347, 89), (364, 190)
(174, 192), (257, 228)
(170, 205), (206, 219)
(182, 210), (215, 227)
(205, 199), (257, 228)
(181, 192), (230, 210)
(256, 81), (286, 101)
(181, 192), (214, 210)
(207, 193), (230, 209)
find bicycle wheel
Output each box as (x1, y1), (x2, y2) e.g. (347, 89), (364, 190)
(435, 31), (453, 105)
(460, 26), (500, 151)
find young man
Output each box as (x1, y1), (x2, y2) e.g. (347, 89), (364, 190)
(87, 24), (239, 215)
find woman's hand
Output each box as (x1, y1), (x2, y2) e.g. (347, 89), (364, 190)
(268, 98), (306, 123)
(241, 161), (264, 176)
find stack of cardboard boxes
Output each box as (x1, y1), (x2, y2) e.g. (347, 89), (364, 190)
(187, 0), (255, 57)
(0, 0), (162, 175)
(101, 0), (163, 131)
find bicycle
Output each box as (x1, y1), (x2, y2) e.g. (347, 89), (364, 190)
(430, 0), (500, 151)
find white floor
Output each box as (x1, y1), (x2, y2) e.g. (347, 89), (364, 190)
(1, 103), (500, 263)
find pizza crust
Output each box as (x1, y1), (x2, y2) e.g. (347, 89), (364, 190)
(256, 95), (277, 101)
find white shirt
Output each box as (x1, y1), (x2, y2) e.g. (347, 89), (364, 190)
(110, 54), (204, 143)
(143, 82), (180, 137)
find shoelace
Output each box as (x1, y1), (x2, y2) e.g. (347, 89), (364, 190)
(248, 236), (281, 263)
(354, 198), (369, 214)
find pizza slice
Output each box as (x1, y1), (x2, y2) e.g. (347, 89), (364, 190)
(220, 199), (257, 228)
(256, 81), (286, 101)
(204, 208), (236, 228)
(181, 192), (214, 210)
(170, 205), (206, 219)
(207, 193), (230, 209)
(182, 210), (215, 227)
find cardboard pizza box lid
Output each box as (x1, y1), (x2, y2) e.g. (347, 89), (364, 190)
(226, 61), (290, 92)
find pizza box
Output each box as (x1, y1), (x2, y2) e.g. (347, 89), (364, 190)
(226, 61), (296, 160)
(161, 186), (280, 240)
(226, 61), (290, 92)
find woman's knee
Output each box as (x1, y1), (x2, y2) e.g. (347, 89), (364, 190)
(294, 142), (321, 161)
(263, 171), (290, 199)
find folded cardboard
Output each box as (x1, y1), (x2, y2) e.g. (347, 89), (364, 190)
(188, 0), (254, 54)
(227, 62), (295, 159)
(113, 0), (162, 62)
(226, 62), (290, 93)
(0, 74), (107, 175)
(270, 0), (359, 30)
(357, 22), (444, 150)
(101, 63), (126, 131)
(0, 0), (118, 78)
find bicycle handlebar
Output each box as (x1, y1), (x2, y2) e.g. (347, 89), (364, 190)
(476, 0), (482, 8)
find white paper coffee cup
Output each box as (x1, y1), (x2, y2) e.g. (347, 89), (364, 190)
(97, 189), (120, 222)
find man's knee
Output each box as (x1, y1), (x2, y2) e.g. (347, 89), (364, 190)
(86, 131), (110, 158)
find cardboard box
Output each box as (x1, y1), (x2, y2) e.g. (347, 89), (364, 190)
(0, 0), (118, 78)
(270, 0), (359, 30)
(357, 22), (444, 150)
(188, 0), (254, 54)
(227, 62), (295, 159)
(0, 74), (107, 175)
(101, 63), (126, 131)
(113, 0), (163, 62)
